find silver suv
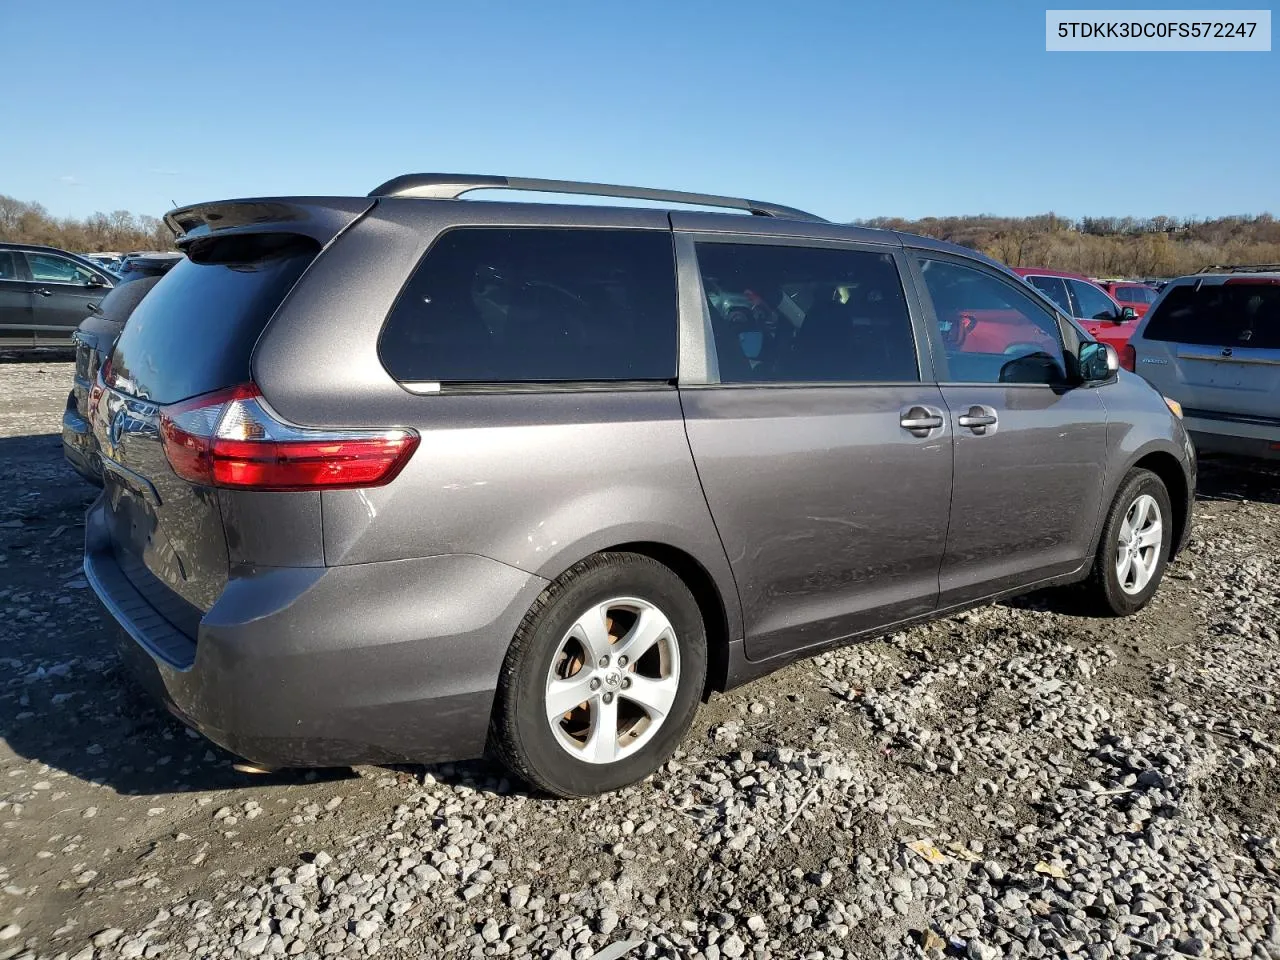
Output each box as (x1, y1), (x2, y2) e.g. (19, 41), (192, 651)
(1128, 265), (1280, 462)
(84, 174), (1195, 796)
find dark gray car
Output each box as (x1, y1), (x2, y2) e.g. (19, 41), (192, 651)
(63, 275), (164, 483)
(0, 243), (116, 347)
(83, 175), (1196, 796)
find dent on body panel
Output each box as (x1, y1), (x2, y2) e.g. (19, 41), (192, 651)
(319, 390), (738, 622)
(948, 385), (1107, 568)
(219, 490), (325, 568)
(682, 385), (950, 651)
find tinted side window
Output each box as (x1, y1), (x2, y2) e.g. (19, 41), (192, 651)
(27, 252), (95, 285)
(0, 252), (19, 280)
(1143, 282), (1280, 349)
(1069, 279), (1119, 321)
(694, 242), (917, 384)
(1026, 275), (1072, 313)
(919, 258), (1067, 384)
(379, 228), (677, 384)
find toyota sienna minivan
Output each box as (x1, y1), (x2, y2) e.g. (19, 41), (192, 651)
(84, 174), (1195, 796)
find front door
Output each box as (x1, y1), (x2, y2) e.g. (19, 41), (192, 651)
(0, 251), (35, 342)
(912, 254), (1110, 605)
(677, 235), (953, 660)
(23, 251), (110, 335)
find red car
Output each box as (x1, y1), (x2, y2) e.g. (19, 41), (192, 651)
(1097, 280), (1159, 317)
(1012, 268), (1139, 366)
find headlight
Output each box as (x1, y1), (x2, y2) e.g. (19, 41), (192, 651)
(1164, 397), (1183, 419)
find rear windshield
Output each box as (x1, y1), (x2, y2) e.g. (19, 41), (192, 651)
(378, 227), (677, 383)
(94, 275), (160, 324)
(1114, 285), (1156, 304)
(1143, 282), (1280, 349)
(110, 234), (318, 404)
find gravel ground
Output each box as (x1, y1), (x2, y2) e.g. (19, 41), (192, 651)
(1, 361), (1277, 960)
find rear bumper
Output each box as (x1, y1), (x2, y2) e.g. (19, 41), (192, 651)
(1184, 413), (1280, 462)
(84, 496), (549, 768)
(62, 389), (102, 485)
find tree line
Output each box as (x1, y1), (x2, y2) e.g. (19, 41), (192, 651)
(0, 194), (174, 253)
(855, 213), (1280, 278)
(3, 192), (1279, 278)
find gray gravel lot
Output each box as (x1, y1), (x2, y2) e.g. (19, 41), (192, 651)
(1, 361), (1277, 960)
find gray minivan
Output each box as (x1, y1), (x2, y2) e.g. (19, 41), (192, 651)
(84, 175), (1196, 796)
(1127, 267), (1280, 461)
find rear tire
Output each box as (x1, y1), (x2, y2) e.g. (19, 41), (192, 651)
(1083, 468), (1172, 616)
(490, 553), (707, 797)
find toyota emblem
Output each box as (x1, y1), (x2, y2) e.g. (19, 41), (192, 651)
(109, 408), (127, 449)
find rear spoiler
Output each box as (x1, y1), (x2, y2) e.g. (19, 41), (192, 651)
(164, 198), (376, 249)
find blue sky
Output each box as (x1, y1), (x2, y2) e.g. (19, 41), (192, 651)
(2, 1), (1275, 222)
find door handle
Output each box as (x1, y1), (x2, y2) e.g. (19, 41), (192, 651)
(900, 406), (944, 437)
(958, 405), (998, 435)
(33, 288), (53, 297)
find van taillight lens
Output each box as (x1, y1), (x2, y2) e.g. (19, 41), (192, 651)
(1120, 344), (1136, 372)
(159, 384), (418, 491)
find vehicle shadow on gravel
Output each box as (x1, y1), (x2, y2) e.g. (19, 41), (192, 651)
(1195, 456), (1280, 506)
(0, 432), (357, 798)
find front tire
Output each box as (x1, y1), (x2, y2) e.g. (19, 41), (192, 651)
(1084, 468), (1172, 616)
(490, 553), (707, 797)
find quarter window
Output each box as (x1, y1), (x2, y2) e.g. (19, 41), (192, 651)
(26, 252), (96, 285)
(918, 258), (1067, 384)
(1026, 275), (1072, 313)
(694, 242), (918, 384)
(0, 251), (19, 281)
(379, 228), (677, 384)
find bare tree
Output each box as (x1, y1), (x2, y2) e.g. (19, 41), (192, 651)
(0, 194), (177, 252)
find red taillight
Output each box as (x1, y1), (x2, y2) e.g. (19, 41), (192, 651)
(89, 357), (113, 418)
(159, 384), (418, 491)
(1120, 344), (1136, 372)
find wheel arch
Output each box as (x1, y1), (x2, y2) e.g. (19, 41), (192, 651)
(602, 541), (734, 699)
(1131, 449), (1191, 559)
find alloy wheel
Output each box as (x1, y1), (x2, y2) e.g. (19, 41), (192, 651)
(544, 597), (681, 765)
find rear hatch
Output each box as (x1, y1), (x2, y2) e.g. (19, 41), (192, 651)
(92, 232), (325, 635)
(1136, 278), (1280, 421)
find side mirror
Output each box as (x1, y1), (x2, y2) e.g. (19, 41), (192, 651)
(1079, 341), (1119, 382)
(1117, 306), (1137, 323)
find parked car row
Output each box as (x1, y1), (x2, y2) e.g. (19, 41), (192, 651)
(70, 173), (1199, 797)
(84, 252), (125, 273)
(0, 241), (182, 348)
(62, 275), (164, 483)
(1, 243), (116, 347)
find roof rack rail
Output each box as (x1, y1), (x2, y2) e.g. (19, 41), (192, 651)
(368, 173), (825, 222)
(1196, 263), (1280, 274)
